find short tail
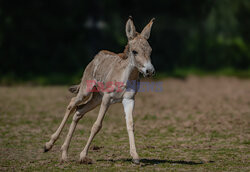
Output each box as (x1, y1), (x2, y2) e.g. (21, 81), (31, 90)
(68, 84), (80, 94)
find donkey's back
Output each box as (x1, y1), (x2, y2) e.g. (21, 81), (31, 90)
(69, 49), (129, 94)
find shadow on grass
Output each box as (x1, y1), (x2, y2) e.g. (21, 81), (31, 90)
(97, 158), (212, 166)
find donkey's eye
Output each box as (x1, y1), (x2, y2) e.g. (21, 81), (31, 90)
(132, 50), (138, 55)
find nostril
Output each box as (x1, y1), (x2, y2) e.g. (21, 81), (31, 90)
(152, 70), (155, 76)
(146, 69), (149, 74)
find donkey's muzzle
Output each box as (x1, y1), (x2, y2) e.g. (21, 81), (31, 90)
(145, 68), (155, 77)
(141, 62), (155, 77)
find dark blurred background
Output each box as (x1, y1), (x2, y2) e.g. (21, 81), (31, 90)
(1, 0), (250, 84)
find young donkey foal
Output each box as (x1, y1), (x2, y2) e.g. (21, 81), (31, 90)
(44, 17), (155, 164)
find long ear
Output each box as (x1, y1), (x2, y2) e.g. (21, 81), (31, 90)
(141, 18), (155, 40)
(126, 17), (136, 40)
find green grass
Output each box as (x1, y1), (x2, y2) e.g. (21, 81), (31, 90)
(0, 77), (249, 171)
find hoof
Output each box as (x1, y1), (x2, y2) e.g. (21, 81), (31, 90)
(43, 145), (50, 153)
(79, 157), (93, 164)
(132, 159), (140, 165)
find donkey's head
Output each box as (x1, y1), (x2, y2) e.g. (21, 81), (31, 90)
(125, 17), (155, 77)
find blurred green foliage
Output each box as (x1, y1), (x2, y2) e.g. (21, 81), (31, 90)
(0, 0), (250, 84)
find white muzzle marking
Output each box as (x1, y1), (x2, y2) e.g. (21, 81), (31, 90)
(141, 62), (155, 77)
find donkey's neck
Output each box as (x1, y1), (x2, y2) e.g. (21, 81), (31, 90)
(121, 46), (139, 82)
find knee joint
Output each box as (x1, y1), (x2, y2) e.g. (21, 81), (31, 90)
(73, 111), (82, 122)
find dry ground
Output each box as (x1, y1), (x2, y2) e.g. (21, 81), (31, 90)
(0, 76), (249, 171)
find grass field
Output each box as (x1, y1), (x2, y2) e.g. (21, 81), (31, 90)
(0, 76), (249, 171)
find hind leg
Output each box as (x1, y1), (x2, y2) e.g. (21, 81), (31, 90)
(61, 93), (102, 162)
(67, 81), (96, 110)
(44, 97), (76, 152)
(79, 94), (110, 163)
(44, 85), (93, 152)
